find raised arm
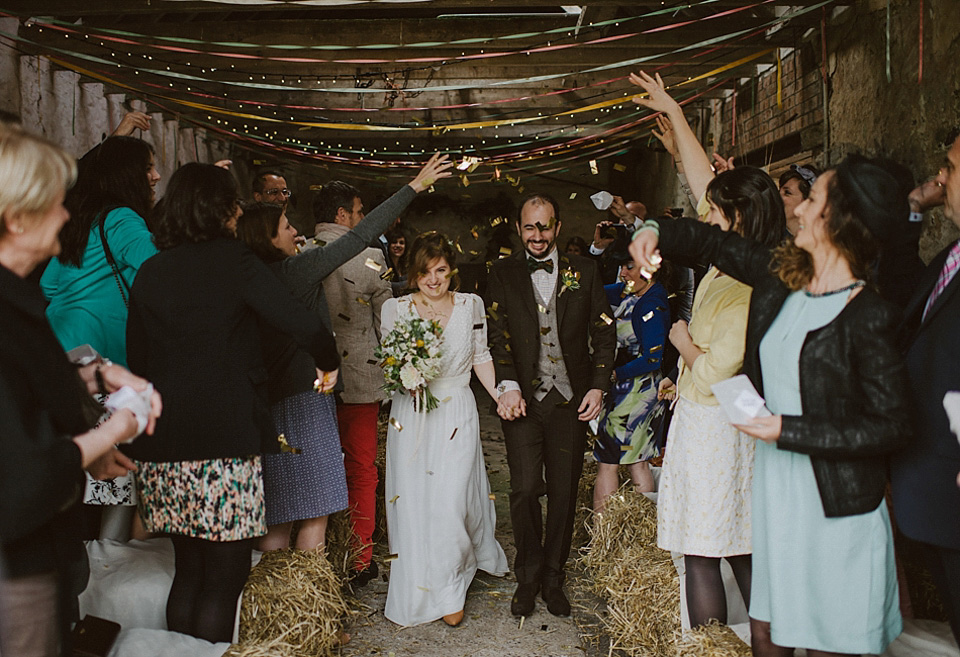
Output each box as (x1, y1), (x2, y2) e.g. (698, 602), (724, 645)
(631, 71), (714, 203)
(630, 217), (774, 290)
(280, 154), (453, 298)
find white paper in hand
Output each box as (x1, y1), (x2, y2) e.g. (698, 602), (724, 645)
(590, 191), (613, 211)
(942, 392), (960, 447)
(711, 374), (771, 426)
(103, 384), (154, 441)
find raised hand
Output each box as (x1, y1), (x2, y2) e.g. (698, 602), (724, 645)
(652, 115), (677, 157)
(629, 71), (681, 116)
(909, 178), (946, 213)
(409, 153), (455, 193)
(112, 111), (151, 137)
(712, 153), (735, 173)
(628, 226), (661, 272)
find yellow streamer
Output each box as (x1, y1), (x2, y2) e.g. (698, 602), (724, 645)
(776, 49), (782, 108)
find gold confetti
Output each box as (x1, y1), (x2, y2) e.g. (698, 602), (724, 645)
(499, 246), (512, 257)
(487, 306), (499, 321)
(517, 185), (524, 193)
(613, 163), (627, 172)
(469, 250), (480, 256)
(621, 444), (632, 451)
(538, 304), (547, 314)
(389, 417), (403, 431)
(277, 433), (301, 454)
(454, 242), (463, 253)
(428, 185), (435, 193)
(569, 192), (577, 200)
(441, 396), (452, 403)
(650, 253), (663, 265)
(365, 258), (382, 271)
(531, 378), (542, 388)
(449, 428), (458, 440)
(309, 184), (324, 191)
(540, 326), (552, 335)
(600, 313), (613, 325)
(518, 616), (525, 630)
(503, 330), (511, 339)
(294, 245), (301, 255)
(589, 159), (599, 175)
(488, 493), (496, 500)
(471, 228), (480, 240)
(380, 267), (394, 280)
(417, 586), (430, 592)
(642, 310), (654, 322)
(338, 313), (351, 321)
(384, 554), (398, 562)
(356, 297), (370, 306)
(426, 470), (434, 475)
(448, 267), (460, 278)
(421, 177), (435, 188)
(623, 279), (636, 295)
(389, 495), (399, 504)
(460, 174), (470, 187)
(312, 238), (327, 247)
(367, 358), (379, 364)
(253, 159), (266, 165)
(650, 344), (663, 352)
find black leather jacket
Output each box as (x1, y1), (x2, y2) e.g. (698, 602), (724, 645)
(659, 218), (910, 517)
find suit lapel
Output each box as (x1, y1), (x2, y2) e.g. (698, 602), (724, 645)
(556, 254), (572, 328)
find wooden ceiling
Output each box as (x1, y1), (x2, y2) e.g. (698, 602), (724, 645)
(0, 0), (851, 177)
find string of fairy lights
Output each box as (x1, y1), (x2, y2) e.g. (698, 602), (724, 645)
(0, 0), (835, 178)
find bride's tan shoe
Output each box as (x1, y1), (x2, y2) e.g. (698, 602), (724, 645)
(442, 610), (464, 627)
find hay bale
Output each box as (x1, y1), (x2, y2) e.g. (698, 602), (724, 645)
(572, 458), (598, 549)
(239, 549), (352, 656)
(580, 486), (681, 656)
(677, 622), (751, 656)
(323, 510), (361, 579)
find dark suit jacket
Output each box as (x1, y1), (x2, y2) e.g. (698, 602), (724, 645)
(892, 240), (960, 549)
(124, 238), (340, 463)
(485, 251), (616, 402)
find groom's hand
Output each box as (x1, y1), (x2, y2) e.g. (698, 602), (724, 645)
(497, 390), (526, 421)
(577, 389), (604, 422)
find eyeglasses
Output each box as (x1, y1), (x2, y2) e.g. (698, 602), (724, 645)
(264, 188), (291, 198)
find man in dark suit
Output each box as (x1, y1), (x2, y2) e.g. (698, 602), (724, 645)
(892, 130), (960, 644)
(486, 193), (616, 618)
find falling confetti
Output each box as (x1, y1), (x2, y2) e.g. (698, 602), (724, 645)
(364, 258), (382, 272)
(589, 160), (599, 175)
(389, 417), (403, 431)
(389, 495), (399, 504)
(277, 434), (301, 454)
(600, 313), (614, 325)
(449, 428), (458, 440)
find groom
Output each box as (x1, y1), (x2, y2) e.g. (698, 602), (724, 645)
(487, 193), (615, 617)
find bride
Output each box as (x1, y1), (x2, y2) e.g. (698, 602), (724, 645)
(381, 231), (508, 627)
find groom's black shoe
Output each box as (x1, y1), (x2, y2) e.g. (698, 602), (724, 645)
(541, 584), (571, 617)
(511, 583), (540, 617)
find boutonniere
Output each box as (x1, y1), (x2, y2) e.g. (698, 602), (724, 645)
(559, 267), (581, 295)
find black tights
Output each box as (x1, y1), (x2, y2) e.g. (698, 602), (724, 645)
(750, 618), (854, 657)
(683, 554), (751, 628)
(167, 536), (255, 643)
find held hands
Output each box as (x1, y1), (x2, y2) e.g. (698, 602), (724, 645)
(657, 377), (676, 401)
(629, 71), (681, 117)
(409, 153), (455, 193)
(577, 389), (604, 422)
(734, 414), (782, 444)
(112, 111), (151, 137)
(497, 389), (526, 421)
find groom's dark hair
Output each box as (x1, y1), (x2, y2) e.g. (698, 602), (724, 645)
(516, 193), (561, 225)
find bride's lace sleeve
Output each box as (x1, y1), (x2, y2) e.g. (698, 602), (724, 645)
(380, 296), (399, 338)
(471, 294), (493, 365)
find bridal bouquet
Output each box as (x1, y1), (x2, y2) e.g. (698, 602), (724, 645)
(376, 315), (444, 412)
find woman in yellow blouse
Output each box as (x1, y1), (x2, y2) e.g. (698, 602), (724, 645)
(656, 166), (785, 628)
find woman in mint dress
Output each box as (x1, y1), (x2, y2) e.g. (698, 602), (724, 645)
(40, 136), (159, 519)
(631, 154), (910, 656)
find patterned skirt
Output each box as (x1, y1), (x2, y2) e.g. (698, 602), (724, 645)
(262, 391), (349, 526)
(594, 372), (665, 465)
(134, 456), (266, 542)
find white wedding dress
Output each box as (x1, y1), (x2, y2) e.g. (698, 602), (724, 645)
(381, 292), (508, 627)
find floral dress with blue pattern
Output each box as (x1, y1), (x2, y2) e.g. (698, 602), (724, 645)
(593, 281), (670, 465)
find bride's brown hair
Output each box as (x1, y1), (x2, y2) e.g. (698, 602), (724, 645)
(406, 230), (461, 291)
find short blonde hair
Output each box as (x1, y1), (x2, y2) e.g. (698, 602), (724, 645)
(0, 126), (76, 237)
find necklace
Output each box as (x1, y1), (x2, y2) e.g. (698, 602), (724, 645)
(415, 292), (453, 321)
(803, 280), (865, 298)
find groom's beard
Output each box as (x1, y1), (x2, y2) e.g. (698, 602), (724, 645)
(523, 237), (556, 259)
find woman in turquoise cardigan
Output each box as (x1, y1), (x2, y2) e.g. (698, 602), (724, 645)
(41, 136), (160, 368)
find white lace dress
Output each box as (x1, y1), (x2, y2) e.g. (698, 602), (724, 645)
(381, 292), (508, 627)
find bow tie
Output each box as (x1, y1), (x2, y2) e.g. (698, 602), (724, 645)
(527, 257), (554, 274)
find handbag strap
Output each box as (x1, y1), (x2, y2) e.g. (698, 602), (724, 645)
(97, 212), (130, 308)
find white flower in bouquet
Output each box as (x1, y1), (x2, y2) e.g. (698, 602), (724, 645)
(400, 362), (425, 390)
(376, 313), (445, 413)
